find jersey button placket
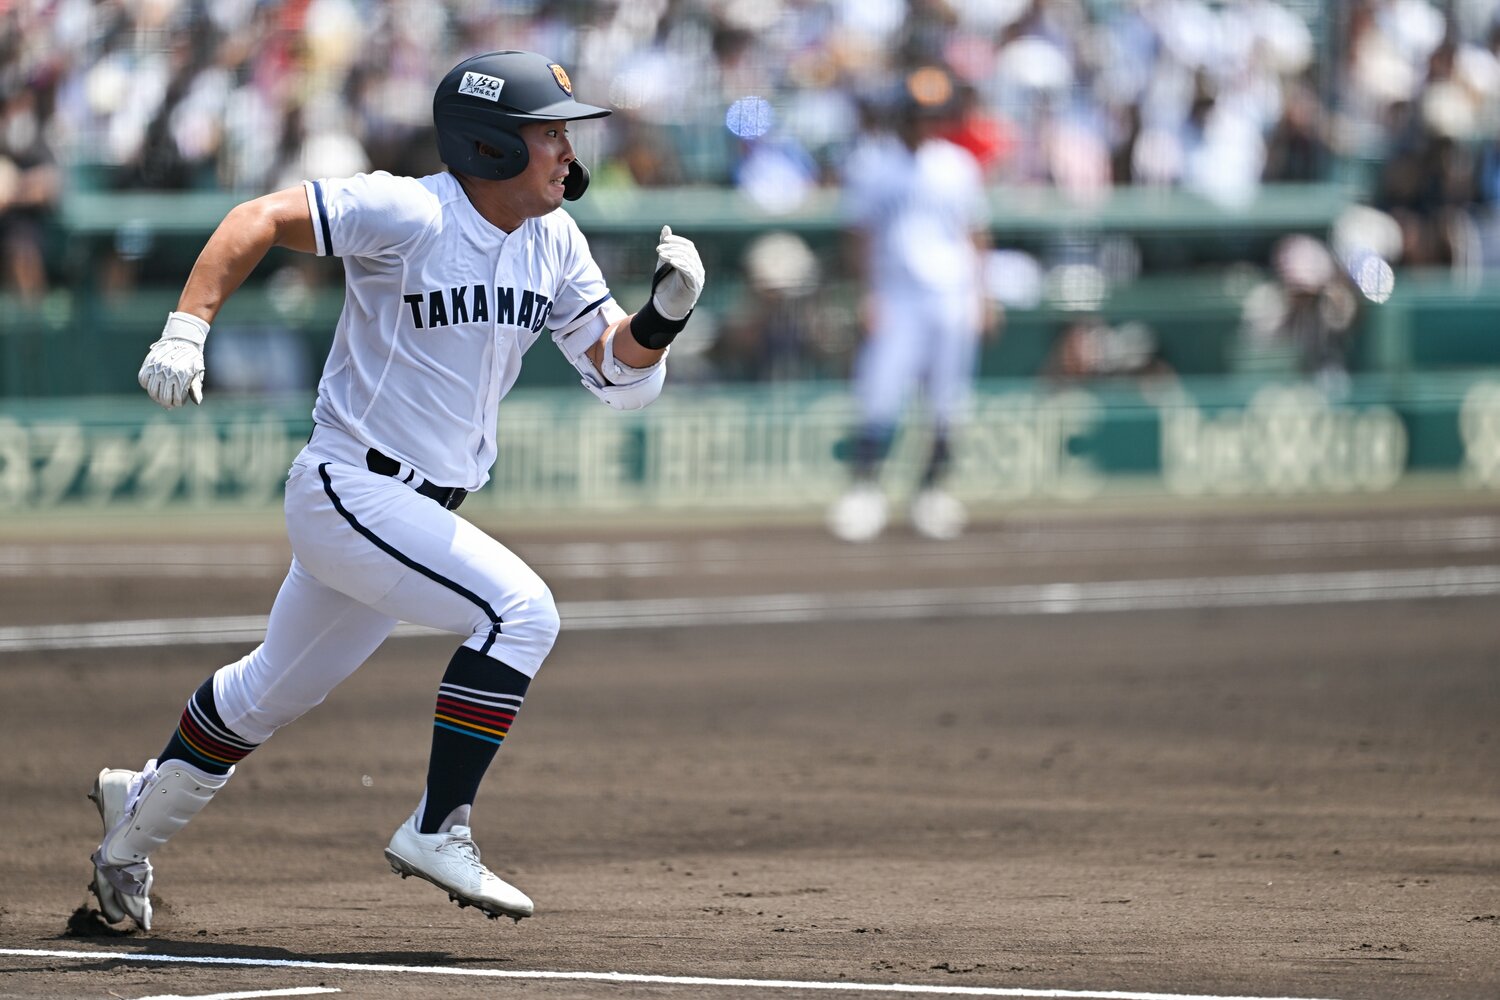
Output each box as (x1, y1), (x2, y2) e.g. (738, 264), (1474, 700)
(494, 233), (521, 355)
(482, 234), (513, 458)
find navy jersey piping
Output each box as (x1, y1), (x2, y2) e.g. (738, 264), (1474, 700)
(552, 293), (612, 331)
(312, 181), (334, 256)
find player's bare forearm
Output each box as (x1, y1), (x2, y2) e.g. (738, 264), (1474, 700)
(842, 229), (876, 336)
(971, 228), (996, 336)
(586, 315), (666, 374)
(843, 229), (872, 286)
(177, 187), (317, 323)
(614, 315), (669, 367)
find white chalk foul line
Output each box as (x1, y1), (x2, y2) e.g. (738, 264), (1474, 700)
(0, 948), (1343, 1000)
(138, 988), (339, 1000)
(2, 564), (1499, 653)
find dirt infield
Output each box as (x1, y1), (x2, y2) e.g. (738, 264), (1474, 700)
(1, 502), (1497, 1000)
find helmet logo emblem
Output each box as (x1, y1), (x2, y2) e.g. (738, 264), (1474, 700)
(459, 71), (505, 102)
(549, 64), (573, 96)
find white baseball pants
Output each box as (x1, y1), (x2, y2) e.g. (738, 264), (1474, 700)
(212, 448), (560, 745)
(855, 287), (982, 430)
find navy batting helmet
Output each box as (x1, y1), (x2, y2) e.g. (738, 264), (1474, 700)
(433, 51), (610, 195)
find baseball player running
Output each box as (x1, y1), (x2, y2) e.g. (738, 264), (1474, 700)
(89, 50), (704, 930)
(828, 66), (991, 543)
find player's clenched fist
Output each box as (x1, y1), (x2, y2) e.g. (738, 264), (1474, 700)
(138, 311), (209, 409)
(650, 225), (704, 321)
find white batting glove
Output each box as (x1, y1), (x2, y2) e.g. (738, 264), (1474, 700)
(138, 311), (209, 409)
(650, 225), (705, 321)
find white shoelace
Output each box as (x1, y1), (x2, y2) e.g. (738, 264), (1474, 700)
(438, 830), (483, 863)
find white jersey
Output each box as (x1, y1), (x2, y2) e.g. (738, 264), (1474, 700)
(841, 135), (989, 294)
(302, 170), (624, 490)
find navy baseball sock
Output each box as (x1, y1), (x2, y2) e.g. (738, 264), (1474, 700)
(419, 646), (531, 834)
(851, 425), (896, 481)
(158, 676), (259, 775)
(920, 432), (953, 489)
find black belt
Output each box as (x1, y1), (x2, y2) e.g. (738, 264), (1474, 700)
(366, 449), (468, 510)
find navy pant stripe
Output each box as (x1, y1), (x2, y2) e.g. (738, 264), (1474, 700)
(318, 463), (503, 651)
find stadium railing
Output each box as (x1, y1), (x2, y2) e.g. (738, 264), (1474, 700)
(5, 182), (1498, 399)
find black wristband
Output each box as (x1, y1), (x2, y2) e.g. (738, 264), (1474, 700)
(629, 296), (692, 350)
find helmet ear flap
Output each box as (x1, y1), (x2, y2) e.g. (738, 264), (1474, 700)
(478, 133), (529, 180)
(434, 121), (529, 180)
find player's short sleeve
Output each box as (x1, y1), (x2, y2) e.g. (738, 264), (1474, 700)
(547, 213), (621, 361)
(303, 171), (437, 258)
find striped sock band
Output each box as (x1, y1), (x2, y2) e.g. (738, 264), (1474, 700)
(434, 682), (524, 746)
(159, 677), (258, 774)
(420, 646), (531, 833)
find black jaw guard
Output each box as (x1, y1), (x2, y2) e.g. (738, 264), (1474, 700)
(564, 159), (590, 201)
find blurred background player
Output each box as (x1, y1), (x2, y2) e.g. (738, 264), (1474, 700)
(87, 50), (704, 931)
(828, 65), (993, 543)
(0, 84), (59, 305)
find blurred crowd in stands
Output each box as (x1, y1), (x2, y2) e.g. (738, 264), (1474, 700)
(4, 1), (1498, 198)
(2, 0), (1500, 385)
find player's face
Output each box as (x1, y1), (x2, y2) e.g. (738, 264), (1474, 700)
(518, 120), (575, 211)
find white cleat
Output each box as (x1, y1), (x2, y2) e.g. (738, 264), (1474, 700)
(88, 768), (153, 931)
(910, 488), (966, 541)
(385, 812), (534, 922)
(828, 484), (888, 543)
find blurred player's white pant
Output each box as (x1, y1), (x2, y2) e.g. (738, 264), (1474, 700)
(213, 448), (560, 744)
(855, 288), (982, 430)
